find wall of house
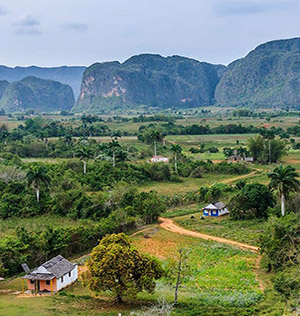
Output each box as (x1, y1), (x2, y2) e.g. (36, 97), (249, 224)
(27, 279), (35, 291)
(56, 265), (78, 291)
(26, 279), (57, 292)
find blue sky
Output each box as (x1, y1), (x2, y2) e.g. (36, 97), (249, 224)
(0, 0), (299, 67)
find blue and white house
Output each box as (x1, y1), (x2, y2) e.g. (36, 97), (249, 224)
(203, 201), (229, 217)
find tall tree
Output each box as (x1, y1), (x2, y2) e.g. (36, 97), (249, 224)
(268, 165), (300, 216)
(76, 145), (94, 174)
(149, 130), (163, 158)
(108, 139), (121, 167)
(26, 165), (50, 203)
(265, 130), (275, 164)
(170, 144), (182, 174)
(63, 134), (73, 148)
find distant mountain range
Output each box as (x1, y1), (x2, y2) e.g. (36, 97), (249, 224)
(0, 77), (74, 112)
(1, 37), (300, 113)
(0, 65), (85, 98)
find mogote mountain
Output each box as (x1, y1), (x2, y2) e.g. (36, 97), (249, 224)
(73, 54), (224, 112)
(215, 37), (300, 108)
(0, 65), (85, 98)
(2, 37), (300, 113)
(0, 76), (75, 112)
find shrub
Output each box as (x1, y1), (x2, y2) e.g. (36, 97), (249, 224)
(229, 183), (274, 219)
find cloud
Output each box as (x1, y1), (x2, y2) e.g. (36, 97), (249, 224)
(62, 23), (88, 32)
(15, 14), (41, 35)
(17, 14), (39, 26)
(213, 0), (297, 16)
(0, 4), (8, 16)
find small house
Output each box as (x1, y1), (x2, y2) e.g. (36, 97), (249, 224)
(150, 155), (169, 163)
(22, 255), (78, 294)
(203, 201), (229, 217)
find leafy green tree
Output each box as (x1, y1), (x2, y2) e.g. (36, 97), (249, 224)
(26, 164), (50, 203)
(229, 183), (274, 219)
(170, 144), (182, 174)
(260, 214), (300, 271)
(268, 165), (300, 216)
(82, 233), (164, 303)
(248, 135), (264, 162)
(223, 147), (234, 158)
(248, 135), (286, 163)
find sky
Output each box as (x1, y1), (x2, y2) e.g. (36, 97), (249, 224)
(0, 0), (299, 67)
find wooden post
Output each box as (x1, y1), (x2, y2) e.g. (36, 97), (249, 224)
(50, 279), (53, 293)
(35, 280), (38, 295)
(22, 279), (25, 293)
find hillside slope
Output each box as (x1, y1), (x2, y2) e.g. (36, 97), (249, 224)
(74, 54), (222, 113)
(0, 76), (75, 112)
(0, 80), (9, 99)
(215, 37), (300, 108)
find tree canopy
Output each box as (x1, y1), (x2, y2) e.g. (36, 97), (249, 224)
(82, 233), (164, 303)
(229, 183), (275, 219)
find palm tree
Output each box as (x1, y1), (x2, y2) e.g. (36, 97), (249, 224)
(111, 131), (122, 140)
(76, 145), (94, 174)
(26, 165), (50, 203)
(170, 144), (182, 174)
(63, 134), (73, 148)
(108, 139), (121, 167)
(268, 164), (300, 216)
(265, 130), (275, 164)
(149, 130), (163, 158)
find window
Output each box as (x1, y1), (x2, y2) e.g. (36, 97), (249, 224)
(61, 276), (64, 283)
(30, 280), (34, 284)
(46, 280), (50, 286)
(69, 271), (71, 277)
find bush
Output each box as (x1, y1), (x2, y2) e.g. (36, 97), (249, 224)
(229, 183), (274, 219)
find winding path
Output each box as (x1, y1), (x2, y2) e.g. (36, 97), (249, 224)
(159, 217), (259, 252)
(158, 217), (265, 291)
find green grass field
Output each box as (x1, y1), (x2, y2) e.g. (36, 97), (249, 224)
(0, 215), (87, 237)
(0, 227), (267, 316)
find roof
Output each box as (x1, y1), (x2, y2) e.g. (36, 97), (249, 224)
(22, 255), (75, 280)
(203, 201), (226, 210)
(41, 255), (75, 278)
(22, 273), (55, 281)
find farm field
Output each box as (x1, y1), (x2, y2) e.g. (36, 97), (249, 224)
(1, 110), (300, 315)
(0, 224), (286, 316)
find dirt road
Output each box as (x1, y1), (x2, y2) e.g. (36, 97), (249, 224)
(159, 217), (259, 253)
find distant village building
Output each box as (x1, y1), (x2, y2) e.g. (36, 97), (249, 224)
(22, 255), (78, 294)
(227, 155), (253, 163)
(203, 201), (229, 217)
(0, 277), (4, 282)
(150, 155), (169, 163)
